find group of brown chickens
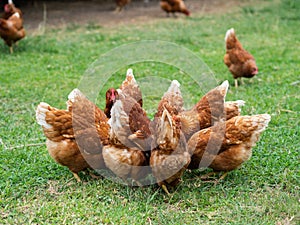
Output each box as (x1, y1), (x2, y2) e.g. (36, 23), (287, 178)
(0, 0), (189, 53)
(36, 66), (270, 195)
(1, 1), (258, 88)
(2, 0), (265, 195)
(116, 0), (190, 16)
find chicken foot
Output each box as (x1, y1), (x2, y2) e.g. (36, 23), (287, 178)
(161, 184), (171, 196)
(88, 170), (102, 180)
(200, 171), (228, 184)
(235, 79), (238, 88)
(72, 172), (82, 182)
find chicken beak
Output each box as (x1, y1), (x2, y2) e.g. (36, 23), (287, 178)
(252, 68), (258, 75)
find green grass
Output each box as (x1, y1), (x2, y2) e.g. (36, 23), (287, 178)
(0, 0), (299, 224)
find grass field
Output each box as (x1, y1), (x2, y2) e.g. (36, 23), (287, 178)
(0, 0), (299, 224)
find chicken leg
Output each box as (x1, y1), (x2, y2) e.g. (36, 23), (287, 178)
(235, 79), (238, 88)
(161, 184), (171, 196)
(200, 171), (228, 184)
(72, 172), (82, 182)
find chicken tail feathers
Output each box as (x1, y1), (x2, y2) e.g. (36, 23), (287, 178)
(225, 28), (235, 42)
(120, 68), (137, 89)
(36, 102), (52, 129)
(126, 68), (135, 82)
(225, 28), (242, 50)
(216, 80), (229, 97)
(68, 88), (84, 103)
(251, 114), (271, 133)
(166, 80), (181, 95)
(225, 100), (245, 113)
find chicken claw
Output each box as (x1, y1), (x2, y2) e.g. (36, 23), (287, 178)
(72, 172), (82, 183)
(161, 184), (171, 196)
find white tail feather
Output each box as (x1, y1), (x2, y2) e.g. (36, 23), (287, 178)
(249, 114), (271, 145)
(225, 28), (235, 42)
(126, 68), (136, 83)
(226, 100), (245, 113)
(234, 100), (245, 107)
(68, 88), (84, 103)
(217, 80), (229, 96)
(126, 68), (133, 77)
(36, 102), (52, 129)
(253, 114), (271, 132)
(166, 80), (181, 95)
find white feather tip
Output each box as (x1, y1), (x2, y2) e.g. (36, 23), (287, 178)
(217, 80), (229, 95)
(68, 88), (83, 102)
(251, 114), (271, 132)
(125, 68), (136, 83)
(225, 28), (235, 41)
(36, 102), (52, 129)
(171, 80), (180, 87)
(167, 80), (181, 93)
(261, 114), (271, 124)
(235, 100), (245, 107)
(126, 68), (133, 76)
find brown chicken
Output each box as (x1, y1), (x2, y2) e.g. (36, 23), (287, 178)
(2, 0), (22, 20)
(104, 69), (141, 119)
(102, 70), (151, 185)
(224, 28), (258, 87)
(179, 80), (229, 141)
(107, 92), (152, 152)
(150, 80), (190, 195)
(160, 0), (191, 17)
(36, 89), (110, 182)
(102, 95), (151, 186)
(0, 0), (25, 53)
(108, 68), (150, 151)
(115, 0), (131, 12)
(187, 114), (271, 180)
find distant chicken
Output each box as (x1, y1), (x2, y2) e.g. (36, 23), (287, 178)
(1, 0), (22, 20)
(187, 114), (271, 180)
(224, 28), (258, 87)
(102, 70), (152, 185)
(36, 89), (110, 182)
(115, 0), (131, 12)
(179, 81), (229, 141)
(0, 0), (25, 53)
(160, 0), (191, 17)
(150, 80), (190, 195)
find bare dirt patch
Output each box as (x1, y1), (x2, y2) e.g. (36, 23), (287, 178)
(21, 0), (254, 32)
